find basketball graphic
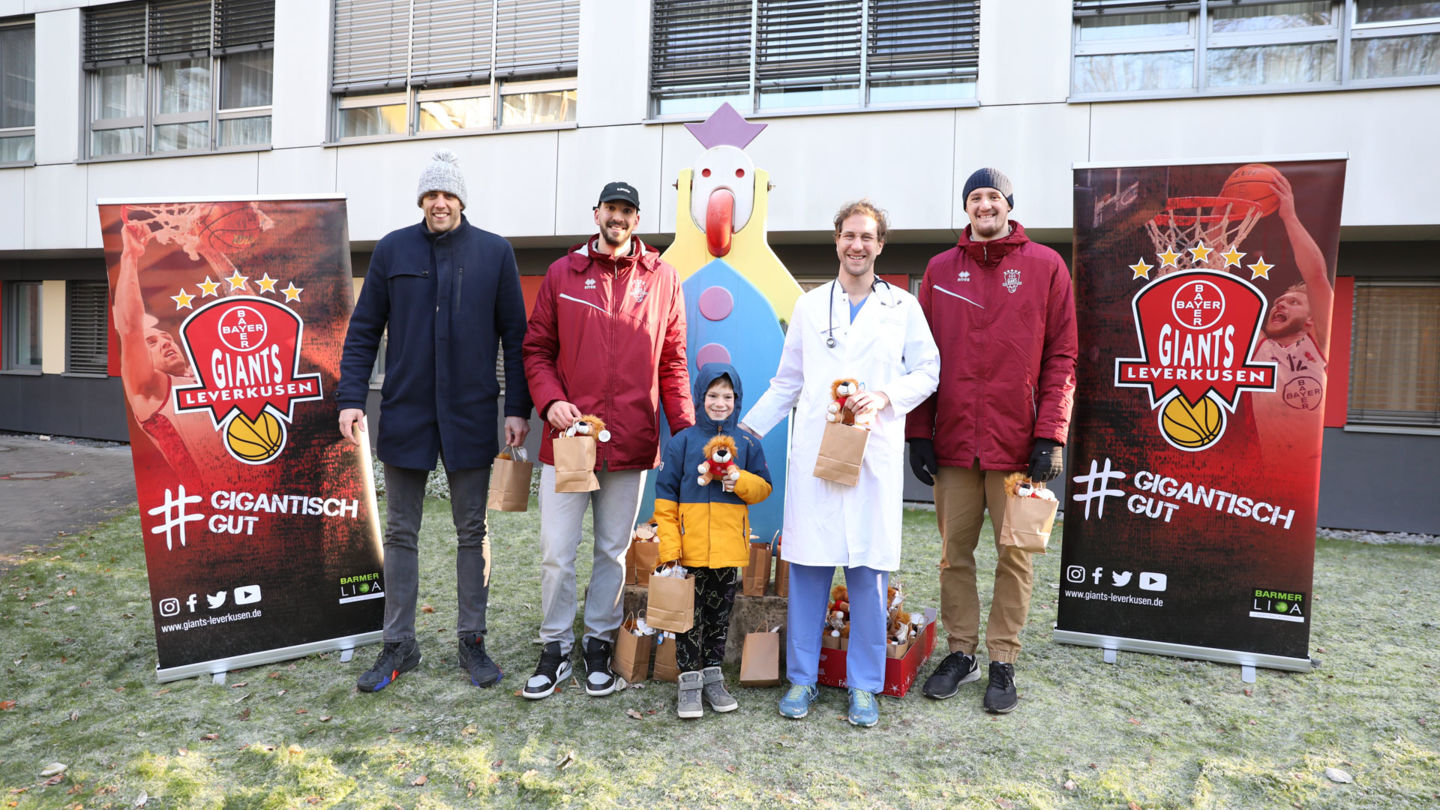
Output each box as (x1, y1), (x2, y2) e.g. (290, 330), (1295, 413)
(224, 410), (287, 464)
(197, 202), (268, 254)
(1220, 164), (1284, 217)
(1159, 394), (1226, 451)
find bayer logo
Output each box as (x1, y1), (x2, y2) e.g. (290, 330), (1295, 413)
(1169, 280), (1225, 331)
(217, 305), (268, 352)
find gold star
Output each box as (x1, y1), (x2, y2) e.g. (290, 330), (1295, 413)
(225, 271), (249, 291)
(1129, 258), (1154, 280)
(1157, 247), (1181, 268)
(281, 282), (303, 302)
(171, 289), (195, 310)
(1221, 247), (1245, 269)
(197, 276), (221, 297)
(1248, 257), (1274, 280)
(1188, 242), (1214, 264)
(255, 273), (279, 293)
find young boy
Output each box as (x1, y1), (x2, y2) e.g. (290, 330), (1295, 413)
(654, 362), (772, 719)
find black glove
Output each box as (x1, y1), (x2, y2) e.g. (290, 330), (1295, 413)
(908, 439), (938, 487)
(1027, 439), (1064, 483)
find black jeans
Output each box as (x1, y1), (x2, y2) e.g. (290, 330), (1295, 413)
(674, 566), (740, 671)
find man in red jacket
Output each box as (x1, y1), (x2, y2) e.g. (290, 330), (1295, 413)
(521, 181), (694, 699)
(907, 168), (1077, 714)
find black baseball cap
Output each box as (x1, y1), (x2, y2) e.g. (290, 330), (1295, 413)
(597, 181), (640, 210)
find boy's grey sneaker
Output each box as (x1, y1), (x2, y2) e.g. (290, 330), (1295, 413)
(583, 637), (618, 697)
(922, 651), (980, 699)
(458, 634), (502, 688)
(984, 661), (1018, 713)
(677, 671), (704, 719)
(522, 642), (572, 700)
(701, 665), (738, 712)
(356, 639), (420, 692)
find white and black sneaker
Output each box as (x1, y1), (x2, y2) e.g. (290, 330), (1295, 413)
(582, 637), (618, 697)
(522, 641), (572, 700)
(922, 651), (980, 700)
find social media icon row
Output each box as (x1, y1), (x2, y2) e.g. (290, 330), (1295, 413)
(158, 585), (262, 616)
(1065, 565), (1167, 592)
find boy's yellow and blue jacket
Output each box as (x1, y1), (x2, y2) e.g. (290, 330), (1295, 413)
(655, 362), (772, 568)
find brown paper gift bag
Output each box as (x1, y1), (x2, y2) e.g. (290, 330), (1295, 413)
(773, 536), (788, 597)
(998, 484), (1059, 553)
(645, 570), (695, 633)
(628, 539), (659, 587)
(652, 635), (679, 682)
(486, 446), (533, 512)
(553, 434), (599, 493)
(626, 521), (658, 584)
(812, 422), (869, 486)
(739, 628), (782, 687)
(611, 613), (653, 683)
(742, 542), (771, 597)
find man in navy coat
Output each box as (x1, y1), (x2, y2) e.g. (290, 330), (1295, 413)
(338, 150), (532, 692)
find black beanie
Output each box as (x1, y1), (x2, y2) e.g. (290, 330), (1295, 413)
(962, 168), (1014, 210)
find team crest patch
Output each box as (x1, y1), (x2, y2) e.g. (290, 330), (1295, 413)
(1002, 268), (1022, 293)
(172, 297), (323, 465)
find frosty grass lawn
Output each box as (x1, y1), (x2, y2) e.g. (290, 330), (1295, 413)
(2, 495), (1437, 809)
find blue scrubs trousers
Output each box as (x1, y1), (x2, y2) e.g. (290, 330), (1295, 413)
(786, 562), (890, 694)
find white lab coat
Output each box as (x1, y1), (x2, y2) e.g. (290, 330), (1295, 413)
(742, 280), (939, 571)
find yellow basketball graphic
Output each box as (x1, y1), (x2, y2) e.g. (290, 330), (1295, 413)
(1159, 394), (1225, 451)
(224, 411), (286, 464)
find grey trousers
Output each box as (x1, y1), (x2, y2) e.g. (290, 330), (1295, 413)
(382, 463), (492, 643)
(537, 464), (645, 654)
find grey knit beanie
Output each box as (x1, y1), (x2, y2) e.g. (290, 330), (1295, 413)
(962, 167), (1014, 210)
(417, 150), (467, 208)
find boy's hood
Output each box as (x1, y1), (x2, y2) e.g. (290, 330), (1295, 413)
(693, 362), (742, 432)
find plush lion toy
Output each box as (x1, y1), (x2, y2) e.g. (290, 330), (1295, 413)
(696, 434), (740, 487)
(565, 414), (610, 442)
(827, 379), (861, 425)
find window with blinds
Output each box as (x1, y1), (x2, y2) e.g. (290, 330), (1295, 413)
(650, 0), (979, 115)
(1348, 283), (1440, 428)
(1071, 1), (1440, 99)
(66, 282), (110, 376)
(332, 0), (578, 139)
(83, 0), (274, 157)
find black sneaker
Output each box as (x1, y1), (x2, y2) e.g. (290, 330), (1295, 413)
(356, 639), (421, 693)
(522, 642), (572, 700)
(984, 661), (1018, 714)
(582, 637), (618, 697)
(921, 651), (980, 700)
(458, 634), (502, 688)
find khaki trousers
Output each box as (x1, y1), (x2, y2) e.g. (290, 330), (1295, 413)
(934, 464), (1034, 664)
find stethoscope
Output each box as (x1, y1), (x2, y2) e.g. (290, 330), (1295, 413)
(825, 278), (898, 349)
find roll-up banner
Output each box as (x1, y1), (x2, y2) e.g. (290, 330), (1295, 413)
(1059, 157), (1346, 671)
(97, 197), (384, 682)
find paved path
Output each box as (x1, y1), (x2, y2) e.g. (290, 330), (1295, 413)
(0, 433), (137, 565)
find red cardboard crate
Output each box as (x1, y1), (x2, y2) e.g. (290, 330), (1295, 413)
(817, 608), (936, 697)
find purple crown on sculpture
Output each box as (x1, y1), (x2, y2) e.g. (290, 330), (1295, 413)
(684, 103), (767, 150)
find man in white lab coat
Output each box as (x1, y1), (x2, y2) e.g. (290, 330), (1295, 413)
(740, 200), (939, 728)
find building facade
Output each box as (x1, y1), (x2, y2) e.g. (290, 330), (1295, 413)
(0, 0), (1436, 532)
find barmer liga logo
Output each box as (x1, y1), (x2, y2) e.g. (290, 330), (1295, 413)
(172, 297), (323, 464)
(1115, 270), (1276, 451)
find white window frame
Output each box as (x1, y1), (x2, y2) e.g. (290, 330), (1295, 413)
(0, 18), (35, 166)
(330, 0), (579, 142)
(1071, 1), (1440, 100)
(83, 1), (274, 159)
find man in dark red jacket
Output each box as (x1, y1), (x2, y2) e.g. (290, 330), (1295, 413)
(521, 181), (694, 699)
(907, 168), (1077, 714)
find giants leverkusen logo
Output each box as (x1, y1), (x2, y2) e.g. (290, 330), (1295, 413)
(172, 297), (323, 464)
(1115, 270), (1276, 451)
